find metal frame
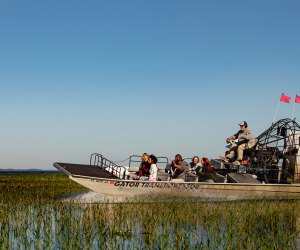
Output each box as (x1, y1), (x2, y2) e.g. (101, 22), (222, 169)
(129, 155), (170, 169)
(90, 153), (126, 179)
(247, 118), (300, 183)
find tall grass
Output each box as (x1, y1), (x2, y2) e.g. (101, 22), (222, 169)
(0, 173), (299, 249)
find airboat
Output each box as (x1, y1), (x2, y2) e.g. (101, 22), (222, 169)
(54, 118), (300, 200)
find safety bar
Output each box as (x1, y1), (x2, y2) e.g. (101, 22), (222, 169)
(90, 153), (126, 179)
(129, 155), (170, 169)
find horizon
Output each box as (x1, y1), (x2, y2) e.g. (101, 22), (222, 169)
(0, 1), (300, 169)
(0, 168), (59, 172)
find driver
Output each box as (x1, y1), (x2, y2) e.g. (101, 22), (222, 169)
(222, 121), (256, 165)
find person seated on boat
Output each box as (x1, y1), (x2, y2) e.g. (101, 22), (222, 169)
(149, 154), (158, 182)
(169, 154), (195, 182)
(189, 156), (201, 173)
(222, 121), (256, 165)
(134, 153), (151, 180)
(197, 157), (214, 182)
(221, 126), (244, 162)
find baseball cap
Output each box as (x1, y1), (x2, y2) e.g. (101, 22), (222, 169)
(239, 121), (247, 126)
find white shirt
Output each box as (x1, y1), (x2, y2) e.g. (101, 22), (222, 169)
(149, 163), (158, 181)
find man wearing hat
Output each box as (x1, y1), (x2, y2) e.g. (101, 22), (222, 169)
(222, 121), (256, 165)
(169, 154), (197, 182)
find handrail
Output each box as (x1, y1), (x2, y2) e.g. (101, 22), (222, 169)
(129, 155), (170, 169)
(90, 153), (126, 179)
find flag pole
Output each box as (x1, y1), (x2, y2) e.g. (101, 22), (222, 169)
(273, 101), (281, 124)
(293, 92), (300, 121)
(292, 102), (296, 120)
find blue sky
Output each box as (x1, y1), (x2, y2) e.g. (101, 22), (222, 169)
(0, 0), (299, 169)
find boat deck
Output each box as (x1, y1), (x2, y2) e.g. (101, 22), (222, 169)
(55, 163), (120, 179)
(227, 173), (261, 184)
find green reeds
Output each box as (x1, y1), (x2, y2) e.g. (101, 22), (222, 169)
(0, 173), (299, 249)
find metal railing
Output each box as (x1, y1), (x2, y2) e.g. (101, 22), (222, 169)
(129, 155), (170, 169)
(90, 153), (126, 179)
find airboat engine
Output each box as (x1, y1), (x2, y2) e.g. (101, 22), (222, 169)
(250, 118), (300, 183)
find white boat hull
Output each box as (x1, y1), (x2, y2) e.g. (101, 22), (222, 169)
(70, 175), (300, 200)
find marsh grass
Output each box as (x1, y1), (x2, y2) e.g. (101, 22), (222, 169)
(0, 173), (299, 249)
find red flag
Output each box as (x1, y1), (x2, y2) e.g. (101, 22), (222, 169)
(295, 95), (300, 104)
(280, 93), (291, 103)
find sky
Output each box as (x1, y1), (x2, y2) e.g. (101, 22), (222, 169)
(0, 0), (300, 169)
